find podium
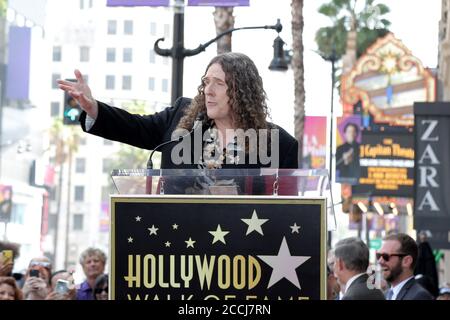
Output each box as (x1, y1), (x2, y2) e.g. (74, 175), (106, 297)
(110, 169), (334, 300)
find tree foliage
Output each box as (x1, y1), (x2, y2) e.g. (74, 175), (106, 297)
(315, 0), (391, 61)
(106, 100), (159, 171)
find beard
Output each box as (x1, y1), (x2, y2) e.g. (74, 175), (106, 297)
(385, 261), (403, 283)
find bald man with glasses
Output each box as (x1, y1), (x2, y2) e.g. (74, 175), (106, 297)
(378, 233), (433, 300)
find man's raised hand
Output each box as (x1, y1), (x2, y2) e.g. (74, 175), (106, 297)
(57, 69), (98, 119)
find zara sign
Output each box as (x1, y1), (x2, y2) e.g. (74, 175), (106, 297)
(414, 103), (450, 249)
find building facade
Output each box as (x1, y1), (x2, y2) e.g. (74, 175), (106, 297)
(44, 0), (173, 275)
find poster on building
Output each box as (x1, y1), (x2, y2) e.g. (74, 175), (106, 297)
(107, 0), (170, 6)
(100, 202), (110, 233)
(110, 196), (327, 300)
(0, 185), (12, 222)
(302, 116), (327, 169)
(414, 102), (450, 249)
(335, 116), (362, 184)
(352, 132), (414, 197)
(6, 26), (31, 100)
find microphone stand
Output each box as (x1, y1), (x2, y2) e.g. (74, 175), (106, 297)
(145, 113), (205, 193)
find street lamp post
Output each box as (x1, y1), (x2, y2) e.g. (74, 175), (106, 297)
(154, 0), (287, 105)
(327, 48), (338, 182)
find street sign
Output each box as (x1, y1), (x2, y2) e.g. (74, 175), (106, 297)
(369, 238), (382, 250)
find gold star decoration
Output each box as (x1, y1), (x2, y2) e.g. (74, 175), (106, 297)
(241, 210), (268, 236)
(148, 225), (158, 236)
(185, 237), (196, 248)
(209, 224), (230, 244)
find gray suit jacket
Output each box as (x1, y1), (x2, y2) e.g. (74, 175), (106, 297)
(395, 278), (434, 300)
(342, 274), (386, 300)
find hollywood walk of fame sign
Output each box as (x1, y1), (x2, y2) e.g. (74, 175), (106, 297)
(110, 195), (327, 300)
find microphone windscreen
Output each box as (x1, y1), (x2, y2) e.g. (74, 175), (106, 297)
(196, 112), (205, 122)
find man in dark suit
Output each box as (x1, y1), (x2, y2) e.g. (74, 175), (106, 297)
(57, 53), (299, 170)
(333, 237), (385, 300)
(378, 233), (434, 300)
(335, 123), (360, 184)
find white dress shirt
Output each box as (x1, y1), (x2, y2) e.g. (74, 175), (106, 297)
(85, 114), (96, 131)
(389, 276), (414, 300)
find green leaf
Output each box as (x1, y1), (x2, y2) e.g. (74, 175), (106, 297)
(380, 18), (391, 28)
(314, 0), (391, 60)
(334, 0), (351, 9)
(318, 3), (340, 18)
(356, 27), (389, 57)
(375, 3), (390, 15)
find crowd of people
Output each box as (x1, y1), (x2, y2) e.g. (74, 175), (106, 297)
(327, 232), (450, 300)
(1, 232), (449, 300)
(0, 243), (108, 300)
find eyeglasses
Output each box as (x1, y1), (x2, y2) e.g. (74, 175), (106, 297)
(376, 252), (408, 262)
(94, 287), (108, 294)
(30, 261), (51, 269)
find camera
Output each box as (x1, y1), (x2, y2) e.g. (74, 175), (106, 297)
(55, 279), (70, 294)
(29, 269), (40, 278)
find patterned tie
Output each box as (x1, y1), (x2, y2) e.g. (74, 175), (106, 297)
(386, 289), (394, 300)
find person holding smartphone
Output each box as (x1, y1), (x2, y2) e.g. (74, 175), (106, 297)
(22, 256), (52, 300)
(45, 270), (77, 300)
(0, 241), (20, 277)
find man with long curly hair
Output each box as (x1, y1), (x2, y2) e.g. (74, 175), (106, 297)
(58, 53), (298, 170)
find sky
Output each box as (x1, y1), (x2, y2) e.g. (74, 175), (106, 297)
(183, 0), (442, 134)
(7, 0), (442, 135)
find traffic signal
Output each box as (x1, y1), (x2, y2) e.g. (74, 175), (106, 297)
(63, 79), (82, 125)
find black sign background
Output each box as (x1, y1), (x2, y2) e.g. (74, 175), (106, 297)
(111, 196), (326, 300)
(352, 132), (414, 197)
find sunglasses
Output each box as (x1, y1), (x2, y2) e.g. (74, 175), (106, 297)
(376, 252), (408, 262)
(30, 261), (51, 269)
(94, 287), (108, 294)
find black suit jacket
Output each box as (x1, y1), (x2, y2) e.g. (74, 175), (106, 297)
(342, 274), (386, 300)
(395, 278), (434, 300)
(79, 97), (299, 169)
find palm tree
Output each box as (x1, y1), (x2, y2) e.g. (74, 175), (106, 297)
(291, 0), (305, 166)
(213, 7), (234, 54)
(106, 100), (156, 171)
(315, 0), (390, 76)
(49, 119), (80, 269)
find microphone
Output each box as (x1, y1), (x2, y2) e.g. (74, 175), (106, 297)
(146, 112), (205, 169)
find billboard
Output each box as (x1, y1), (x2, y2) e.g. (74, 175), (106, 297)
(6, 26), (31, 100)
(302, 116), (326, 169)
(352, 132), (414, 197)
(335, 115), (362, 184)
(107, 0), (170, 6)
(0, 185), (12, 222)
(341, 33), (436, 128)
(414, 102), (450, 249)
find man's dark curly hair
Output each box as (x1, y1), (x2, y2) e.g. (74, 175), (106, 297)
(177, 52), (270, 132)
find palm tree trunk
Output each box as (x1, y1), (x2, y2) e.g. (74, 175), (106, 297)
(213, 7), (234, 54)
(291, 0), (305, 167)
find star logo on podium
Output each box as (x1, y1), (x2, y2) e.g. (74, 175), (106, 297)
(209, 224), (229, 244)
(258, 237), (310, 289)
(148, 225), (158, 236)
(241, 210), (268, 236)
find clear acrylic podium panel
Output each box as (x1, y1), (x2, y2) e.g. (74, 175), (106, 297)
(111, 168), (336, 231)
